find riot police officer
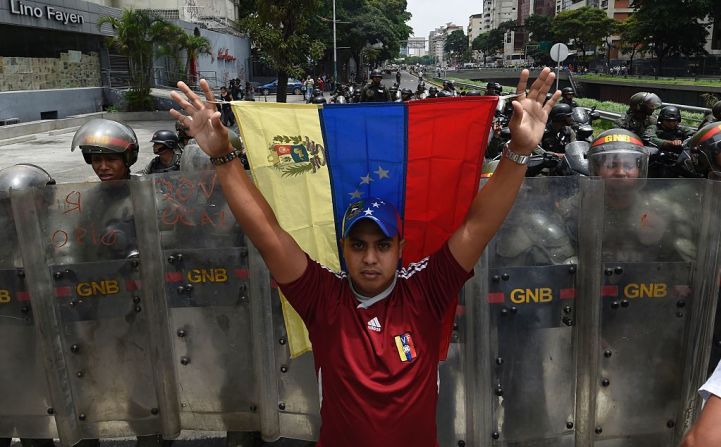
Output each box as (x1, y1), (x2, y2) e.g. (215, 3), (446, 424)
(643, 106), (693, 152)
(441, 80), (457, 97)
(614, 91), (662, 136)
(140, 130), (182, 175)
(0, 164), (57, 447)
(541, 103), (576, 153)
(400, 88), (414, 102)
(427, 86), (439, 98)
(360, 69), (391, 102)
(72, 118), (139, 182)
(686, 121), (721, 178)
(310, 88), (327, 104)
(559, 87), (578, 108)
(485, 82), (503, 96)
(699, 100), (721, 129)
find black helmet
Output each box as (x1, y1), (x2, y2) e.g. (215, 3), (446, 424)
(400, 88), (414, 100)
(436, 90), (452, 98)
(657, 106), (681, 124)
(629, 92), (662, 115)
(465, 90), (483, 96)
(486, 82), (502, 94)
(150, 130), (179, 151)
(370, 69), (383, 78)
(443, 80), (455, 90)
(428, 86), (438, 94)
(0, 164), (55, 198)
(311, 94), (327, 104)
(712, 100), (721, 120)
(71, 119), (139, 167)
(688, 122), (721, 174)
(588, 128), (648, 178)
(549, 103), (573, 122)
(561, 87), (574, 96)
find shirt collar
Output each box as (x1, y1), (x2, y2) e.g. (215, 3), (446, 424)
(349, 272), (398, 309)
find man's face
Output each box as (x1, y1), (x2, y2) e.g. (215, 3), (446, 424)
(597, 154), (641, 179)
(153, 142), (171, 155)
(661, 118), (679, 130)
(563, 93), (574, 101)
(371, 76), (382, 85)
(341, 219), (404, 296)
(91, 153), (129, 181)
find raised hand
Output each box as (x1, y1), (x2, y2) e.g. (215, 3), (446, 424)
(169, 79), (231, 157)
(508, 68), (560, 154)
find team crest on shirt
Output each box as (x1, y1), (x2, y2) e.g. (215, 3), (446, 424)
(394, 332), (418, 363)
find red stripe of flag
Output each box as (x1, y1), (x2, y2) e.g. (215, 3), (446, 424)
(405, 97), (498, 362)
(560, 288), (576, 300)
(54, 286), (72, 297)
(233, 268), (250, 279)
(602, 285), (619, 297)
(165, 272), (183, 283)
(487, 292), (505, 304)
(17, 291), (30, 301)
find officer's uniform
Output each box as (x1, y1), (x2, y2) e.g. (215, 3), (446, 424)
(614, 112), (655, 136)
(360, 82), (392, 102)
(541, 125), (577, 153)
(139, 151), (182, 174)
(643, 125), (694, 152)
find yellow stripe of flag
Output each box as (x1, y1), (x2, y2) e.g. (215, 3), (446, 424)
(231, 101), (339, 358)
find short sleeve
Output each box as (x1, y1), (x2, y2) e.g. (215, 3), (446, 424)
(277, 254), (344, 329)
(401, 242), (474, 320)
(700, 360), (721, 401)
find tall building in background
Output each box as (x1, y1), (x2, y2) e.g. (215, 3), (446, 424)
(428, 23), (464, 66)
(406, 37), (428, 57)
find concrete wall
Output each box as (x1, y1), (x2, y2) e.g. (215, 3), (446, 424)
(0, 87), (104, 123)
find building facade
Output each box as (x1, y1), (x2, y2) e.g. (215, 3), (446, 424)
(0, 0), (249, 123)
(428, 23), (463, 66)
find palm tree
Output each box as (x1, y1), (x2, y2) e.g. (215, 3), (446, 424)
(181, 34), (213, 86)
(98, 9), (167, 109)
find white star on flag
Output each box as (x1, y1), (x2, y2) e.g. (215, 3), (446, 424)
(360, 173), (373, 184)
(349, 190), (363, 199)
(375, 165), (390, 179)
(364, 208), (374, 216)
(372, 201), (381, 208)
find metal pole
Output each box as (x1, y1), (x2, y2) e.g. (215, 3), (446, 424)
(333, 0), (337, 83)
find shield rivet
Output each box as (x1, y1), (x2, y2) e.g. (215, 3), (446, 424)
(500, 308), (509, 317)
(501, 273), (510, 281)
(78, 413), (86, 421)
(20, 306), (29, 314)
(492, 275), (500, 282)
(568, 265), (576, 274)
(167, 255), (176, 264)
(76, 370), (84, 378)
(614, 266), (623, 275)
(595, 427), (603, 434)
(134, 305), (142, 313)
(604, 350), (613, 358)
(491, 432), (500, 440)
(278, 402), (286, 411)
(563, 305), (572, 314)
(151, 408), (159, 415)
(496, 357), (503, 365)
(180, 356), (190, 366)
(621, 299), (629, 308)
(676, 300), (686, 308)
(54, 271), (63, 280)
(47, 408), (54, 415)
(280, 366), (288, 373)
(510, 306), (518, 314)
(457, 441), (466, 447)
(279, 337), (287, 345)
(133, 296), (141, 304)
(676, 311), (684, 318)
(495, 386), (504, 396)
(17, 269), (25, 278)
(611, 301), (619, 309)
(70, 344), (80, 354)
(601, 378), (610, 387)
(604, 268), (613, 276)
(177, 286), (185, 294)
(667, 420), (675, 428)
(177, 329), (186, 338)
(566, 421), (574, 429)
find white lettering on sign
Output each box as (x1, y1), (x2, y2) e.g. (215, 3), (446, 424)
(9, 0), (85, 25)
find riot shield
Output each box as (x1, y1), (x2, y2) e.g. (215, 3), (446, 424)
(150, 171), (264, 434)
(468, 176), (581, 447)
(0, 196), (57, 440)
(12, 180), (165, 444)
(591, 178), (718, 447)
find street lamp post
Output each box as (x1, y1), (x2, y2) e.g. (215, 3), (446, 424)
(333, 0), (337, 83)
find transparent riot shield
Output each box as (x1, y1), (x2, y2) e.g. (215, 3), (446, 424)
(591, 178), (719, 447)
(0, 196), (57, 440)
(12, 180), (166, 445)
(467, 176), (581, 447)
(150, 171), (265, 435)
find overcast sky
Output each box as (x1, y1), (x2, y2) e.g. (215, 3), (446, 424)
(405, 0), (482, 41)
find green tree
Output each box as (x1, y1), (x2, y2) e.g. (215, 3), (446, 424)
(551, 6), (616, 64)
(444, 30), (468, 64)
(238, 0), (326, 102)
(336, 0), (412, 81)
(629, 0), (709, 76)
(617, 15), (648, 74)
(98, 9), (169, 110)
(524, 14), (556, 66)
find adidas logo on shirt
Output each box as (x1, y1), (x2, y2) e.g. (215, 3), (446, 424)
(367, 317), (382, 332)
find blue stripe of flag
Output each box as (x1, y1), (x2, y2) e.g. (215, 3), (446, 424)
(320, 103), (408, 243)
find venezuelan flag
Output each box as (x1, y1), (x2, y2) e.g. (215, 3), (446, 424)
(232, 97), (497, 358)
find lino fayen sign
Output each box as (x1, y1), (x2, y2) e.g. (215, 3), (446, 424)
(9, 0), (85, 25)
